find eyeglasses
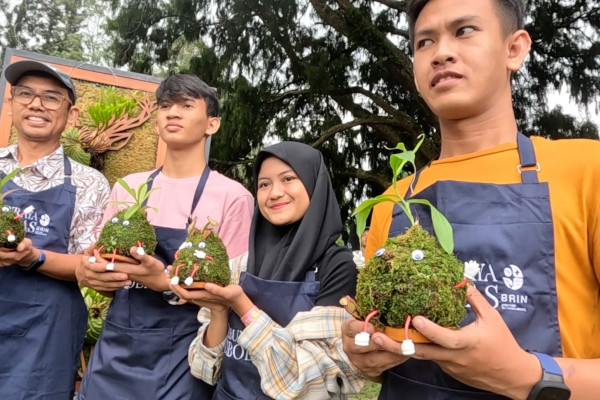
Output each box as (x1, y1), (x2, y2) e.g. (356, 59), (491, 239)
(10, 86), (71, 110)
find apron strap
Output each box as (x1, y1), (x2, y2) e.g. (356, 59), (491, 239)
(516, 132), (540, 184)
(404, 132), (540, 199)
(144, 166), (211, 228)
(62, 155), (72, 185)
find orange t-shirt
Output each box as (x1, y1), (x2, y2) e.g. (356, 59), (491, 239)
(365, 136), (600, 359)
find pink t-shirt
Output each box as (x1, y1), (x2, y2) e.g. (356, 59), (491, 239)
(102, 169), (254, 258)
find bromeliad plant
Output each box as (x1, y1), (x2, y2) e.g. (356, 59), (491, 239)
(0, 168), (31, 250)
(96, 178), (158, 263)
(346, 135), (477, 349)
(170, 217), (230, 289)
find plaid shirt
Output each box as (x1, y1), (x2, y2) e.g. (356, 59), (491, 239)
(0, 144), (110, 253)
(189, 254), (365, 399)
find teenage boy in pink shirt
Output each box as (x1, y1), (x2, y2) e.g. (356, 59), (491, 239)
(76, 74), (253, 400)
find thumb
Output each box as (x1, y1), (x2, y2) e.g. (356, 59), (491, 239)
(83, 243), (96, 256)
(465, 284), (493, 319)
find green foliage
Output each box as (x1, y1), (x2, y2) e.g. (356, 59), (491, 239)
(0, 0), (87, 61)
(0, 209), (26, 250)
(0, 168), (24, 249)
(102, 0), (600, 244)
(111, 178), (157, 220)
(81, 287), (112, 344)
(61, 127), (92, 166)
(97, 179), (158, 257)
(350, 381), (381, 400)
(356, 225), (467, 328)
(353, 136), (454, 254)
(86, 87), (138, 128)
(172, 228), (230, 286)
(0, 168), (21, 195)
(96, 208), (157, 257)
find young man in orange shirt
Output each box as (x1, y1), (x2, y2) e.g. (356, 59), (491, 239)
(342, 0), (600, 399)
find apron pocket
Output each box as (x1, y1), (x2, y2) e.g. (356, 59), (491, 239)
(82, 319), (173, 398)
(214, 384), (245, 400)
(0, 299), (42, 337)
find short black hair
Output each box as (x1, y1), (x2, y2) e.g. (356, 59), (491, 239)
(156, 74), (219, 117)
(407, 0), (526, 48)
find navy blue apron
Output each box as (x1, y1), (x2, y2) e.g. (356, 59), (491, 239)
(379, 133), (560, 399)
(213, 270), (321, 399)
(0, 157), (86, 400)
(78, 167), (216, 400)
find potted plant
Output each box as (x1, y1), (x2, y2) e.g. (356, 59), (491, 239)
(95, 178), (158, 265)
(344, 136), (477, 351)
(169, 217), (230, 289)
(0, 168), (30, 250)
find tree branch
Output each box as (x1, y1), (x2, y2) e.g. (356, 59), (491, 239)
(372, 0), (407, 12)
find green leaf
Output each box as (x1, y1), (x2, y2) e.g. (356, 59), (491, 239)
(407, 198), (454, 254)
(353, 194), (402, 238)
(390, 152), (415, 182)
(413, 134), (426, 154)
(389, 154), (408, 183)
(123, 204), (140, 220)
(117, 178), (137, 200)
(1, 167), (21, 189)
(352, 194), (401, 216)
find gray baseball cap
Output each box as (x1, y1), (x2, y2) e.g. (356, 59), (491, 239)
(4, 60), (77, 104)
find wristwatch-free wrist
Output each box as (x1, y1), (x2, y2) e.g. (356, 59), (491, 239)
(527, 351), (571, 400)
(23, 249), (46, 272)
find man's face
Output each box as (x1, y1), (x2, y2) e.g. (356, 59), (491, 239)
(155, 97), (220, 149)
(412, 0), (515, 120)
(9, 75), (76, 143)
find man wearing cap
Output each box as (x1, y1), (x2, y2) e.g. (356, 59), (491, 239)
(0, 60), (110, 399)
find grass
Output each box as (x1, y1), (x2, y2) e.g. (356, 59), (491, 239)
(348, 380), (381, 400)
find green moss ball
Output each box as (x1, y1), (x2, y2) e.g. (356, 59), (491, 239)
(0, 206), (26, 249)
(171, 229), (230, 286)
(97, 208), (157, 258)
(356, 224), (467, 329)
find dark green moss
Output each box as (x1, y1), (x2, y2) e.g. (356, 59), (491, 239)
(0, 206), (26, 249)
(96, 208), (157, 258)
(356, 225), (467, 329)
(172, 229), (230, 286)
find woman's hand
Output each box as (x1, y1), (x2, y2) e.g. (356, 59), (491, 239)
(169, 282), (230, 313)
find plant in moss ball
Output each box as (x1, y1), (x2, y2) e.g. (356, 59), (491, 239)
(0, 168), (31, 250)
(95, 178), (158, 264)
(170, 217), (230, 289)
(346, 135), (478, 352)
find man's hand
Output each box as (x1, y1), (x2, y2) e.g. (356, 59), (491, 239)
(108, 245), (170, 291)
(410, 285), (540, 399)
(0, 238), (39, 267)
(76, 244), (132, 291)
(341, 318), (409, 381)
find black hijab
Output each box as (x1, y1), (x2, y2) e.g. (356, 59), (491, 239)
(246, 141), (343, 282)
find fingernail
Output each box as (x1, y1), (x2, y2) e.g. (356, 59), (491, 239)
(373, 337), (383, 347)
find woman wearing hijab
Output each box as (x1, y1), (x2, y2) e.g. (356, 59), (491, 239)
(171, 141), (364, 399)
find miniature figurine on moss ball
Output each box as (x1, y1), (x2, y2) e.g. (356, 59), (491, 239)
(344, 136), (478, 355)
(95, 178), (157, 267)
(170, 217), (230, 289)
(0, 168), (30, 250)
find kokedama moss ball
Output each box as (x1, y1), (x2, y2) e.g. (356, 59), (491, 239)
(171, 228), (230, 286)
(96, 208), (157, 258)
(0, 205), (26, 249)
(356, 224), (467, 329)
